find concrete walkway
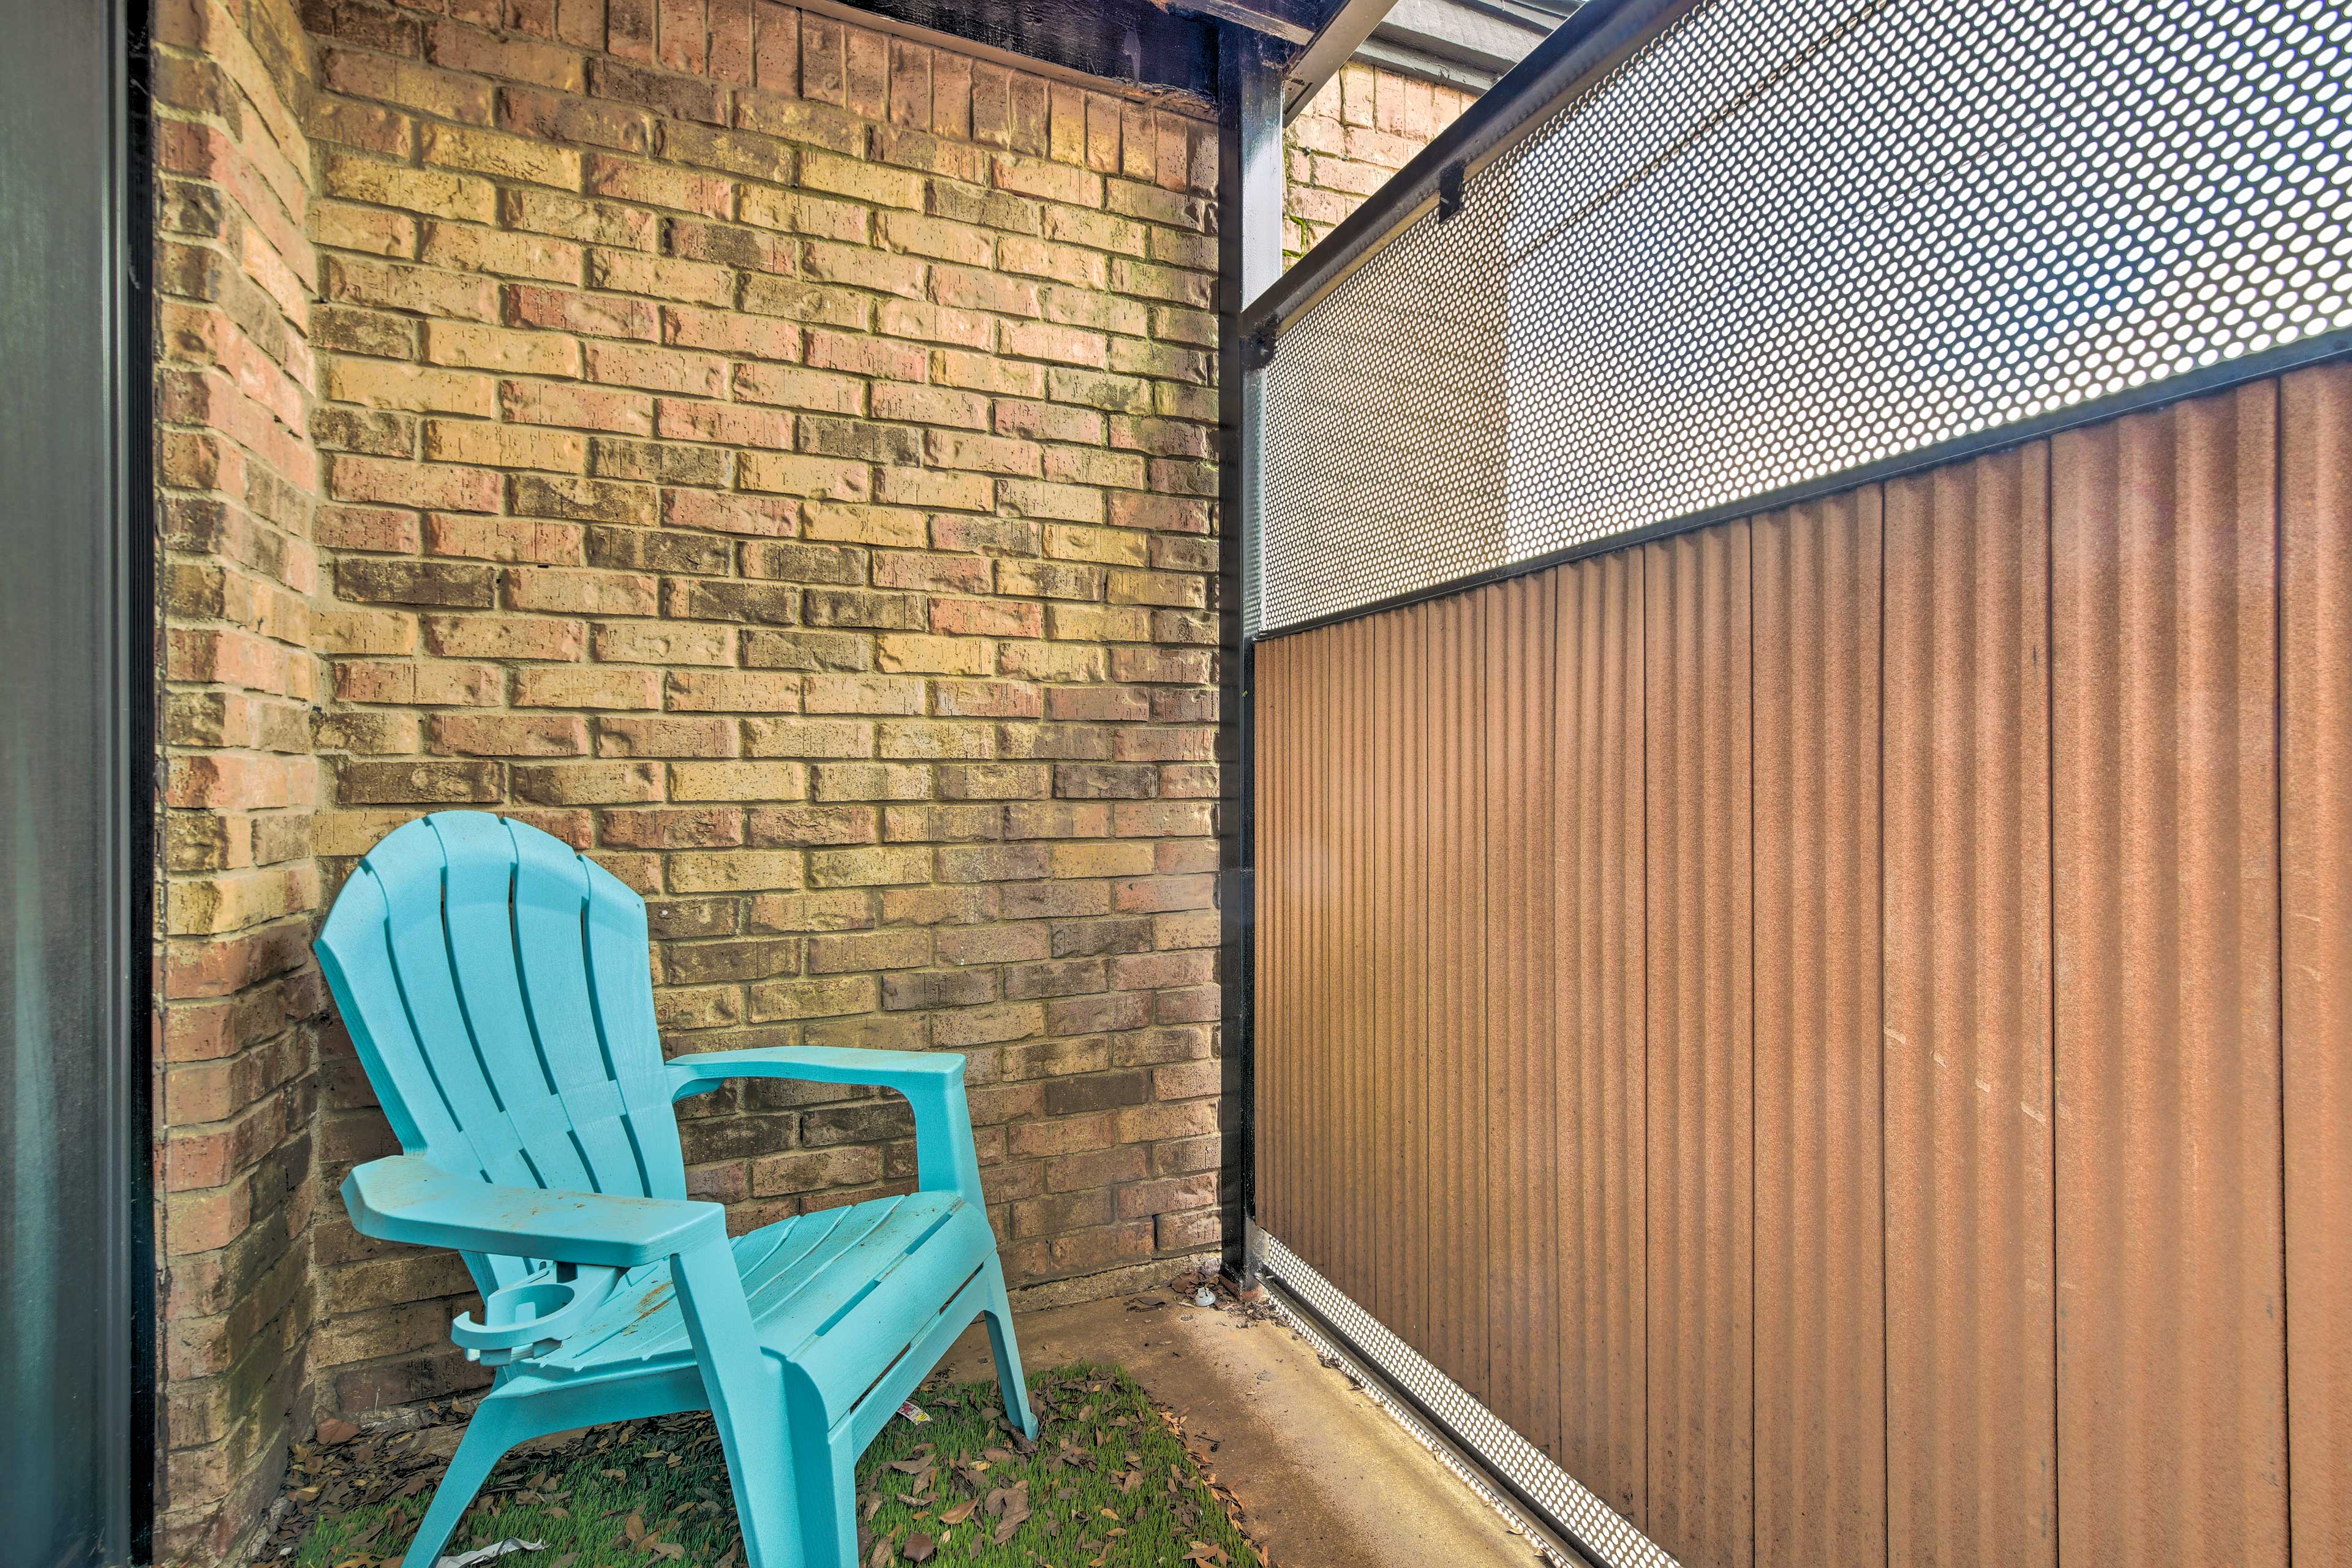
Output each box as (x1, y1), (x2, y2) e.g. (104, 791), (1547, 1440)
(938, 1289), (1548, 1568)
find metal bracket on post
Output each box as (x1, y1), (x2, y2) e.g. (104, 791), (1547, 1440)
(1436, 161), (1466, 221)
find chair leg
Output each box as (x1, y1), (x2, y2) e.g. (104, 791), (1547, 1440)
(788, 1431), (861, 1568)
(401, 1397), (525, 1568)
(980, 1260), (1038, 1441)
(674, 1242), (806, 1568)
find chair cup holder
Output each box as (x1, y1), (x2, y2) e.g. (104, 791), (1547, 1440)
(452, 1262), (622, 1365)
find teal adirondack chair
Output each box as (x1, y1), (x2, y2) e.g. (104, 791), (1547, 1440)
(316, 812), (1036, 1568)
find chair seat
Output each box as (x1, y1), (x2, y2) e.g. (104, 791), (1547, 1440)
(532, 1192), (994, 1424)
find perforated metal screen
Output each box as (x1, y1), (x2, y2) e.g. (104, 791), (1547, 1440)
(1250, 0), (2352, 635)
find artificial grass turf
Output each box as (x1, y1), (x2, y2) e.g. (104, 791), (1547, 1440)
(288, 1364), (1263, 1568)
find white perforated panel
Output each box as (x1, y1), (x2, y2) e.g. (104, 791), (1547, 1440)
(1253, 0), (2352, 633)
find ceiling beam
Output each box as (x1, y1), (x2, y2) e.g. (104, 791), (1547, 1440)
(1169, 0), (1325, 47)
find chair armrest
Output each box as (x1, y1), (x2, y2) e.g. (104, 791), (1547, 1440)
(666, 1047), (984, 1205)
(342, 1155), (726, 1267)
(668, 1044), (965, 1096)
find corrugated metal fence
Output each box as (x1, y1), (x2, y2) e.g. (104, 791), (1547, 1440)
(1253, 361), (2352, 1567)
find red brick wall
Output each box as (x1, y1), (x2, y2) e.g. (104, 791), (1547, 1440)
(153, 0), (328, 1558)
(1283, 62), (1476, 267)
(153, 1), (1233, 1559)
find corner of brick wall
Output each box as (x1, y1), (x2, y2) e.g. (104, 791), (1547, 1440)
(1282, 62), (1477, 267)
(151, 0), (1259, 1554)
(151, 0), (328, 1559)
(169, 0), (1229, 1501)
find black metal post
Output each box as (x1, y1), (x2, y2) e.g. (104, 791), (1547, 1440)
(1, 0), (156, 1558)
(1216, 23), (1283, 1290)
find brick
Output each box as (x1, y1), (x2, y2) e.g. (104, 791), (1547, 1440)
(502, 567), (658, 616)
(597, 716), (739, 757)
(333, 558), (495, 609)
(658, 121), (796, 184)
(586, 339), (728, 398)
(514, 666), (660, 709)
(321, 153), (496, 225)
(804, 331), (927, 383)
(421, 321), (581, 377)
(750, 1145), (882, 1195)
(748, 718), (877, 758)
(588, 55), (725, 123)
(497, 84), (654, 153)
(584, 153), (733, 217)
(663, 579), (801, 626)
(320, 49), (495, 124)
(600, 806), (744, 849)
(426, 20), (586, 91)
(589, 249), (734, 307)
(501, 379), (655, 435)
(431, 714), (590, 756)
(733, 364), (865, 417)
(504, 285), (658, 340)
(314, 304), (417, 361)
(740, 541), (865, 586)
(337, 759), (502, 805)
(325, 256), (497, 323)
(509, 760), (665, 804)
(802, 241), (925, 300)
(669, 761), (810, 801)
(666, 670), (803, 712)
(663, 307), (802, 364)
(420, 513), (584, 565)
(422, 421), (588, 472)
(592, 620), (734, 665)
(502, 187), (662, 250)
(511, 473), (656, 526)
(660, 488), (796, 538)
(420, 123), (581, 188)
(807, 846), (930, 888)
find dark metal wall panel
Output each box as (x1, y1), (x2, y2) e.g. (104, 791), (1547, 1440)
(2049, 385), (2288, 1567)
(1641, 524), (1754, 1568)
(1553, 550), (1648, 1523)
(0, 0), (148, 1559)
(2282, 358), (2352, 1568)
(1880, 444), (2058, 1568)
(1750, 492), (1885, 1568)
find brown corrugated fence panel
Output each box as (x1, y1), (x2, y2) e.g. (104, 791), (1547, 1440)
(1488, 574), (1563, 1454)
(2050, 383), (2288, 1566)
(1442, 593), (1494, 1397)
(1555, 549), (1649, 1522)
(1643, 524), (1755, 1568)
(1880, 442), (2058, 1568)
(1751, 490), (1885, 1568)
(2283, 358), (2352, 1568)
(1253, 368), (2335, 1567)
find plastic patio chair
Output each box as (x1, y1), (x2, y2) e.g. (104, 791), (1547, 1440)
(315, 811), (1037, 1568)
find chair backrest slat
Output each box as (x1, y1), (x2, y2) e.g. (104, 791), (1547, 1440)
(511, 824), (679, 1199)
(432, 813), (602, 1197)
(581, 851), (689, 1200)
(317, 813), (690, 1284)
